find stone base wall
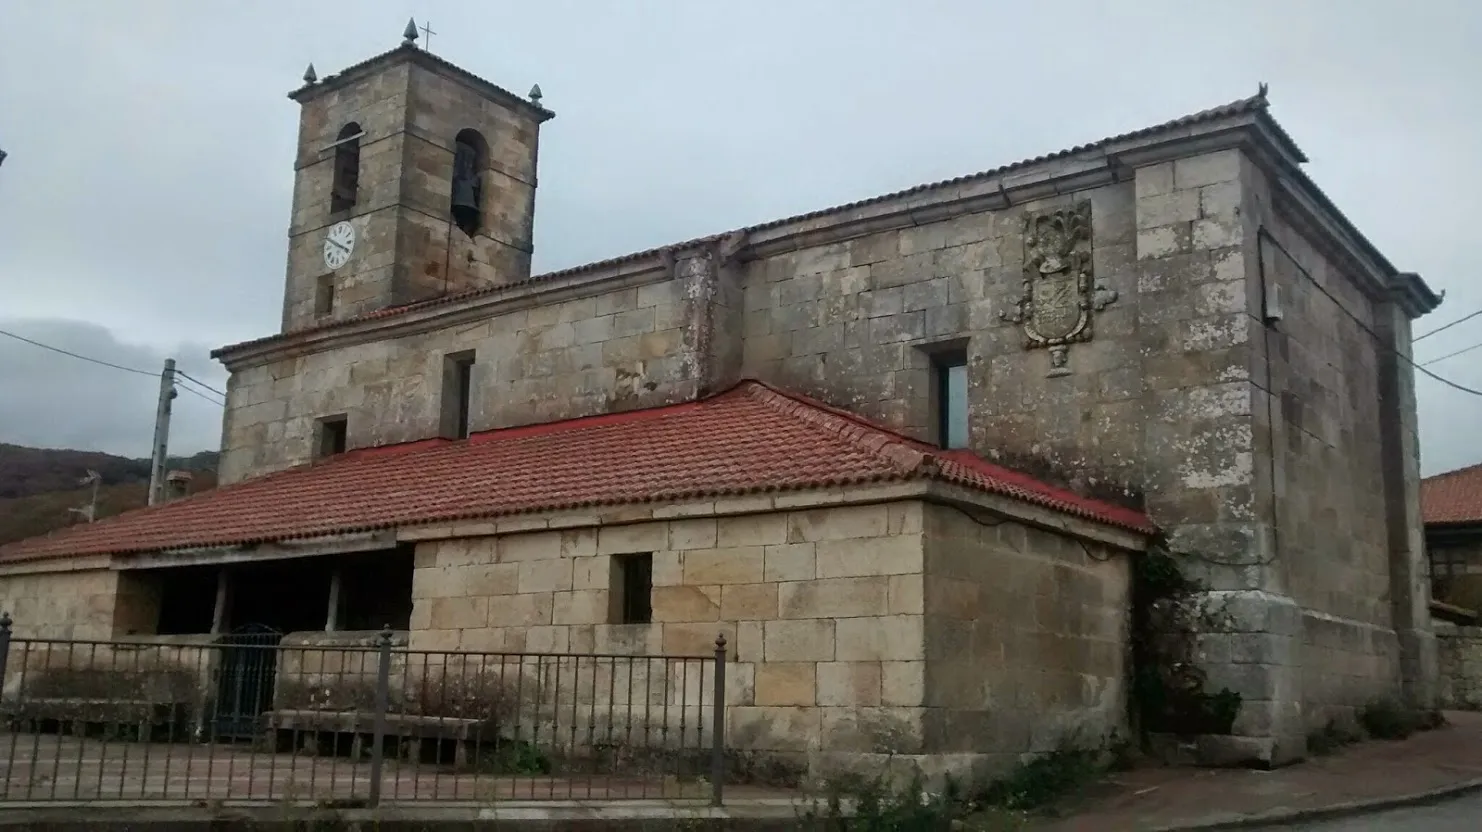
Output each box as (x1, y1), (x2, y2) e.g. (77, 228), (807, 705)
(409, 501), (929, 781)
(1437, 623), (1482, 710)
(1297, 612), (1400, 729)
(407, 497), (1138, 784)
(921, 505), (1131, 776)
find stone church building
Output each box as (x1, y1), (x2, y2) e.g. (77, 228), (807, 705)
(0, 33), (1441, 781)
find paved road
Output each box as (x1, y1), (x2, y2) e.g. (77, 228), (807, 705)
(1248, 790), (1482, 831)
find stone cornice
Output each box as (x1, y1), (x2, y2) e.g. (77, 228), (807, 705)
(216, 104), (1436, 369)
(0, 554), (111, 577)
(108, 530), (399, 571)
(288, 44), (553, 124)
(215, 258), (671, 371)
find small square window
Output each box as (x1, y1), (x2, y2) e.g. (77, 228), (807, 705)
(315, 275), (335, 318)
(934, 353), (969, 450)
(610, 553), (653, 625)
(317, 415), (348, 459)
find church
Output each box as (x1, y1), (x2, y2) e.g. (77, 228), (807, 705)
(0, 27), (1441, 783)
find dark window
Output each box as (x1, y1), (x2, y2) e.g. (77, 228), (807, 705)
(935, 353), (969, 450)
(315, 275), (335, 317)
(441, 351), (476, 439)
(611, 554), (653, 625)
(154, 566), (219, 635)
(330, 123), (362, 213)
(336, 547), (415, 631)
(317, 415), (348, 458)
(450, 128), (487, 236)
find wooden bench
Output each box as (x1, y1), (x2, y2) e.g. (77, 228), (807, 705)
(261, 709), (496, 765)
(1, 698), (190, 742)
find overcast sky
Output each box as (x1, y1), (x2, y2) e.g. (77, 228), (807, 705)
(1, 0), (1479, 476)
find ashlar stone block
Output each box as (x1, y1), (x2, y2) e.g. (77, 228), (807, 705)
(683, 547), (765, 585)
(779, 577), (889, 619)
(755, 662), (817, 706)
(817, 661), (883, 706)
(835, 615), (924, 662)
(764, 619), (836, 662)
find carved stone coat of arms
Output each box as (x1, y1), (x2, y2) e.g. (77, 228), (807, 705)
(999, 203), (1118, 377)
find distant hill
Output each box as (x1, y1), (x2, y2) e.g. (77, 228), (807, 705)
(0, 444), (219, 546)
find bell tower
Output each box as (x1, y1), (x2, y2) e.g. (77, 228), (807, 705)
(279, 23), (553, 333)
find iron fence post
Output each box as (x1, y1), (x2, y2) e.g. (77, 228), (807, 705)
(0, 613), (12, 696)
(368, 624), (393, 807)
(711, 632), (727, 807)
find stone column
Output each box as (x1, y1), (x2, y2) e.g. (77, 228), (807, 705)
(1377, 299), (1438, 707)
(210, 568), (231, 635)
(1132, 150), (1303, 766)
(673, 234), (745, 398)
(325, 568), (343, 632)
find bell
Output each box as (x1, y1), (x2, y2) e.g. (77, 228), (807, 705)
(451, 176), (481, 232)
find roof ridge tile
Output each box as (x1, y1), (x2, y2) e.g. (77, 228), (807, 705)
(735, 382), (930, 476)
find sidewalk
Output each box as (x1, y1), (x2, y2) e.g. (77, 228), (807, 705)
(1036, 710), (1482, 831)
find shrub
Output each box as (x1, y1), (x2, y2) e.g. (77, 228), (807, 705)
(1360, 697), (1446, 741)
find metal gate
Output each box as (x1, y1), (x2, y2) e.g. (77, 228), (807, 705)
(213, 623), (282, 740)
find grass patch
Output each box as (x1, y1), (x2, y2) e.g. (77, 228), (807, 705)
(795, 736), (1114, 830)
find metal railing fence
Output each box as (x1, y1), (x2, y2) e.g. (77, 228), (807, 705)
(0, 615), (728, 806)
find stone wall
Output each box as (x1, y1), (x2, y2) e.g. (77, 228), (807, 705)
(1437, 623), (1482, 710)
(409, 502), (930, 779)
(0, 569), (120, 640)
(405, 500), (1131, 782)
(741, 182), (1144, 498)
(921, 505), (1130, 772)
(271, 629), (410, 712)
(220, 276), (691, 482)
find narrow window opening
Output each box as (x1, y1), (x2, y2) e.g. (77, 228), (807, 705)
(440, 351), (476, 439)
(317, 415), (348, 459)
(330, 123), (361, 213)
(314, 275), (335, 318)
(933, 352), (969, 450)
(450, 128), (487, 236)
(610, 554), (653, 625)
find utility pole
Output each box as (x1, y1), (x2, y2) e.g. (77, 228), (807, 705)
(148, 358), (178, 506)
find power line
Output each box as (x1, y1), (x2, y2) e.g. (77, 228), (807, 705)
(173, 375), (225, 403)
(176, 383), (224, 408)
(1416, 308), (1482, 343)
(1422, 340), (1482, 368)
(0, 325), (225, 406)
(0, 328), (156, 377)
(1258, 230), (1482, 398)
(177, 371), (225, 397)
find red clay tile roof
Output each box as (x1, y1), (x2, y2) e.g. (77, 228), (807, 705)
(1422, 462), (1482, 525)
(0, 382), (1151, 563)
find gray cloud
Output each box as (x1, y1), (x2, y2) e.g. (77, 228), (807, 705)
(0, 320), (226, 458)
(2, 0), (1480, 474)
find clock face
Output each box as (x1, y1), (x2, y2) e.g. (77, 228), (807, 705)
(322, 221), (356, 271)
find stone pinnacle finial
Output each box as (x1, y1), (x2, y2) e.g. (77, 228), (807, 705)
(1257, 81), (1269, 99)
(403, 18), (419, 45)
(302, 63), (318, 85)
(528, 84), (543, 105)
